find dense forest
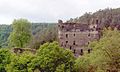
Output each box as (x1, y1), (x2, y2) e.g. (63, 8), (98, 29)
(0, 8), (120, 72)
(0, 25), (12, 48)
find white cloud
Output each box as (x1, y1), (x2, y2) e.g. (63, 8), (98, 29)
(0, 0), (120, 24)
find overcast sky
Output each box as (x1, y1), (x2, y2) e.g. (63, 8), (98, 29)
(0, 0), (120, 24)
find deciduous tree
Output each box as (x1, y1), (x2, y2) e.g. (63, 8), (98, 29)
(31, 42), (75, 72)
(8, 19), (32, 48)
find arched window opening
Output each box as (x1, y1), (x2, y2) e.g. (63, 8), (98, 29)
(80, 49), (83, 55)
(73, 49), (76, 54)
(96, 20), (98, 24)
(73, 41), (75, 45)
(70, 46), (72, 50)
(66, 34), (68, 38)
(74, 34), (75, 36)
(62, 26), (64, 28)
(88, 49), (92, 53)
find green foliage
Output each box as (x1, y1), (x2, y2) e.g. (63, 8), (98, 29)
(0, 25), (12, 48)
(8, 19), (32, 48)
(74, 55), (90, 72)
(0, 42), (75, 72)
(31, 42), (75, 72)
(6, 52), (35, 72)
(88, 29), (120, 71)
(0, 49), (11, 72)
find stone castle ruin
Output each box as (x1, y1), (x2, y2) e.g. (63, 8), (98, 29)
(58, 19), (101, 57)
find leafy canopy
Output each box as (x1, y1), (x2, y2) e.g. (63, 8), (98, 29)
(8, 19), (32, 48)
(0, 49), (11, 72)
(31, 42), (75, 72)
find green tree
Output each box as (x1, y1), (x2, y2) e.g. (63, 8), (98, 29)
(74, 55), (90, 72)
(8, 19), (32, 48)
(0, 49), (11, 72)
(6, 52), (35, 72)
(88, 28), (120, 72)
(31, 42), (75, 72)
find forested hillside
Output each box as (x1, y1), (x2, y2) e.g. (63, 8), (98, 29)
(0, 23), (57, 48)
(0, 25), (12, 48)
(67, 8), (120, 29)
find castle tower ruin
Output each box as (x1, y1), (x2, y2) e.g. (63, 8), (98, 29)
(58, 20), (100, 57)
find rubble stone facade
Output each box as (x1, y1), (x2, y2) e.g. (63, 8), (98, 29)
(58, 20), (101, 57)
